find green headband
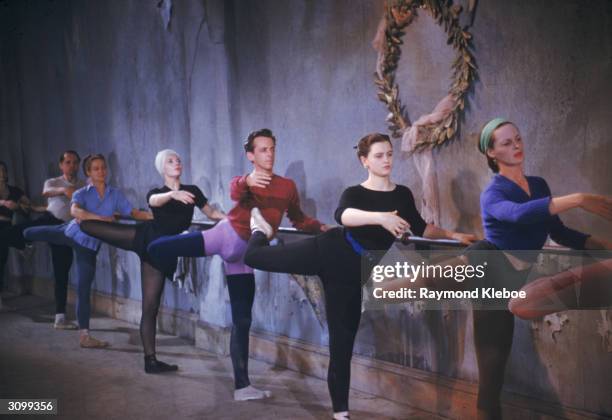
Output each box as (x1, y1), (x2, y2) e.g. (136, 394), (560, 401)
(479, 118), (509, 154)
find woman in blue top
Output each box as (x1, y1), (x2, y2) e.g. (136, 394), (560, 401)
(78, 149), (224, 373)
(24, 154), (152, 348)
(472, 118), (612, 419)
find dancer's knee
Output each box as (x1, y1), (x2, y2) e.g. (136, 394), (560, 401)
(79, 220), (94, 235)
(142, 301), (160, 321)
(232, 314), (252, 332)
(243, 247), (256, 267)
(146, 238), (167, 260)
(22, 227), (36, 241)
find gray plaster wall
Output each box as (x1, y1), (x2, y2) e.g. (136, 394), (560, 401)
(2, 0), (611, 415)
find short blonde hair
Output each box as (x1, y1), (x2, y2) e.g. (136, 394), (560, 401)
(82, 154), (106, 176)
(154, 149), (180, 176)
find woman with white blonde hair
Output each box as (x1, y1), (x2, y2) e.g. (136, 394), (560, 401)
(79, 149), (224, 373)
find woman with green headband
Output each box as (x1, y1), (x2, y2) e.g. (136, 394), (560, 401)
(373, 118), (611, 418)
(477, 117), (611, 251)
(473, 118), (612, 419)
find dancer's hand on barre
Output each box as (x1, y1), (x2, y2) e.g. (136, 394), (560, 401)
(72, 203), (115, 223)
(202, 203), (225, 221)
(378, 210), (410, 238)
(170, 190), (195, 205)
(131, 209), (153, 221)
(247, 171), (272, 189)
(585, 236), (612, 250)
(450, 232), (479, 245)
(0, 199), (19, 210)
(549, 193), (612, 220)
(579, 194), (612, 221)
(422, 224), (479, 245)
(75, 214), (114, 224)
(320, 224), (333, 232)
(63, 186), (77, 199)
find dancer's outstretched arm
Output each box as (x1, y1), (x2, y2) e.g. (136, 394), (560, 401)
(0, 194), (30, 213)
(229, 174), (252, 201)
(149, 189), (192, 207)
(201, 204), (225, 221)
(341, 209), (409, 238)
(43, 181), (76, 200)
(285, 180), (325, 233)
(150, 186), (224, 221)
(71, 203), (113, 223)
(549, 193), (612, 220)
(488, 189), (612, 224)
(422, 224), (478, 245)
(585, 236), (612, 250)
(130, 208), (153, 221)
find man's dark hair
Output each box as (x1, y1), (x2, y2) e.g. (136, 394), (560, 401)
(60, 150), (81, 163)
(243, 128), (276, 153)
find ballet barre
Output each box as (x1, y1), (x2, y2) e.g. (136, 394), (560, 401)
(113, 216), (579, 254)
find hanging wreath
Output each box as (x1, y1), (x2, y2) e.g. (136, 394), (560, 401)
(373, 0), (477, 153)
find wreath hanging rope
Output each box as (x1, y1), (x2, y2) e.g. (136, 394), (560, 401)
(373, 0), (477, 153)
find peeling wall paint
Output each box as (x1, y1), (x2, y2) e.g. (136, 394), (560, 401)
(543, 313), (570, 341)
(596, 310), (612, 352)
(2, 0), (611, 415)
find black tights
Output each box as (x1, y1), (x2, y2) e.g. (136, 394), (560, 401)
(473, 309), (514, 420)
(465, 240), (527, 419)
(81, 220), (164, 356)
(140, 261), (165, 356)
(0, 220), (11, 291)
(1, 215), (72, 314)
(227, 273), (255, 389)
(81, 220), (256, 388)
(49, 243), (74, 314)
(245, 228), (362, 413)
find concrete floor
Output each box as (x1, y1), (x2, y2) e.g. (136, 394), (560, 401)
(0, 294), (439, 420)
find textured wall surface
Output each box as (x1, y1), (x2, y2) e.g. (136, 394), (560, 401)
(2, 0), (611, 415)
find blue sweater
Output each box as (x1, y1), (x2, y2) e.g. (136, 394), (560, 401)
(481, 174), (589, 251)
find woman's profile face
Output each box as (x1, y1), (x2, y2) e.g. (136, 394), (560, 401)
(361, 141), (393, 177)
(0, 165), (7, 183)
(487, 123), (525, 169)
(163, 154), (182, 178)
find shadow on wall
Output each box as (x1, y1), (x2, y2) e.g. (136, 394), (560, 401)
(45, 161), (57, 181)
(451, 169), (482, 235)
(195, 174), (212, 214)
(104, 151), (138, 301)
(107, 151), (139, 206)
(284, 160), (346, 224)
(193, 173), (228, 217)
(285, 160), (318, 220)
